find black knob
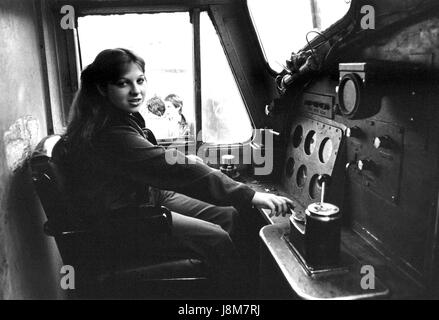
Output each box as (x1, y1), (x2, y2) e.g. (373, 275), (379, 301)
(373, 136), (392, 149)
(357, 160), (375, 172)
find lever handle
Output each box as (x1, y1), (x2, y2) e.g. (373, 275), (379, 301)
(317, 174), (331, 204)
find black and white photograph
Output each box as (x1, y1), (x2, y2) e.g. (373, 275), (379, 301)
(0, 0), (438, 306)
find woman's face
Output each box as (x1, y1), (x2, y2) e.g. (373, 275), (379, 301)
(104, 62), (147, 113)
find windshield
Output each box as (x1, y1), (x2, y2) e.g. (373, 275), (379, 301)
(248, 0), (351, 73)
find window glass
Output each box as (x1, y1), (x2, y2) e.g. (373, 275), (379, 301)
(78, 12), (254, 145)
(200, 12), (253, 144)
(316, 0), (352, 30)
(247, 0), (351, 73)
(78, 13), (195, 140)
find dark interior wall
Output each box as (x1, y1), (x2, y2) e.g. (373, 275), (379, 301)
(0, 0), (63, 299)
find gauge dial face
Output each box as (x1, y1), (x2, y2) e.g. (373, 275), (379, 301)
(338, 73), (362, 118)
(319, 138), (333, 163)
(296, 165), (307, 188)
(304, 130), (317, 155)
(309, 174), (322, 200)
(342, 78), (358, 113)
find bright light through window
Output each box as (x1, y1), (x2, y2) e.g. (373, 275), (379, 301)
(78, 13), (195, 140)
(78, 12), (254, 145)
(200, 12), (253, 144)
(248, 0), (351, 73)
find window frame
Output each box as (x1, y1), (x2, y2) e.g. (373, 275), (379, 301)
(58, 3), (255, 152)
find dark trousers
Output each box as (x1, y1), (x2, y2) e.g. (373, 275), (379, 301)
(150, 189), (250, 298)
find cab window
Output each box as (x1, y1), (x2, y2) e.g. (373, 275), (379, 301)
(77, 11), (253, 145)
(78, 13), (194, 141)
(200, 12), (253, 144)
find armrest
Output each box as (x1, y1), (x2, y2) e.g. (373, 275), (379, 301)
(44, 205), (172, 238)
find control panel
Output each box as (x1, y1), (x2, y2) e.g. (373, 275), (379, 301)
(345, 120), (403, 204)
(281, 116), (344, 214)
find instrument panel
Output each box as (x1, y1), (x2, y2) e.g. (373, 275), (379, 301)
(281, 116), (344, 215)
(276, 60), (438, 289)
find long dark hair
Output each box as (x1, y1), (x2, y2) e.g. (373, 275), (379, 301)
(65, 48), (145, 152)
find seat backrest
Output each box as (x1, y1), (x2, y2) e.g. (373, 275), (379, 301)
(30, 135), (79, 232)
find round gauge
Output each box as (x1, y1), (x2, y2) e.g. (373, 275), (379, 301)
(304, 130), (317, 155)
(319, 138), (333, 163)
(338, 73), (363, 118)
(296, 165), (307, 188)
(309, 174), (322, 200)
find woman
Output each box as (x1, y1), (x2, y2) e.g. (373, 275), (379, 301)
(56, 48), (293, 297)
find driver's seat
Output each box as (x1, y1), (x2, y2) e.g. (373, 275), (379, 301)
(30, 135), (210, 299)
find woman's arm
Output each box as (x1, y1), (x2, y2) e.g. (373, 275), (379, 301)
(98, 124), (293, 215)
(98, 125), (255, 206)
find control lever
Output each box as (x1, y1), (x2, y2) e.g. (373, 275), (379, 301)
(317, 174), (331, 203)
(289, 173), (342, 268)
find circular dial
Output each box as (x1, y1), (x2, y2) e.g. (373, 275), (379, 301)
(319, 138), (333, 163)
(338, 73), (363, 118)
(296, 165), (308, 188)
(304, 130), (317, 155)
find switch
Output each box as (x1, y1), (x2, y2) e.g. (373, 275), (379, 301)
(357, 159), (375, 172)
(346, 126), (362, 138)
(373, 136), (392, 149)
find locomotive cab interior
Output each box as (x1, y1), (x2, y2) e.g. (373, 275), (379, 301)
(1, 0), (439, 300)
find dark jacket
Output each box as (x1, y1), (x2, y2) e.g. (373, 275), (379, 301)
(54, 107), (255, 221)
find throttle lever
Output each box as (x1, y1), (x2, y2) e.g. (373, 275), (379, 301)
(317, 174), (331, 204)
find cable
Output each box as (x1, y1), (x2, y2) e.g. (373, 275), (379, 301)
(305, 30), (330, 56)
(306, 30), (330, 43)
(322, 28), (351, 64)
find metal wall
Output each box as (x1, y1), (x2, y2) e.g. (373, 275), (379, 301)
(0, 0), (63, 299)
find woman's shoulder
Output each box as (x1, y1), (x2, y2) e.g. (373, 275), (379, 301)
(103, 113), (145, 134)
(97, 117), (151, 149)
(98, 124), (144, 148)
(51, 135), (69, 164)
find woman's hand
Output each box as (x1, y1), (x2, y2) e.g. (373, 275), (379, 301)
(251, 192), (294, 217)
